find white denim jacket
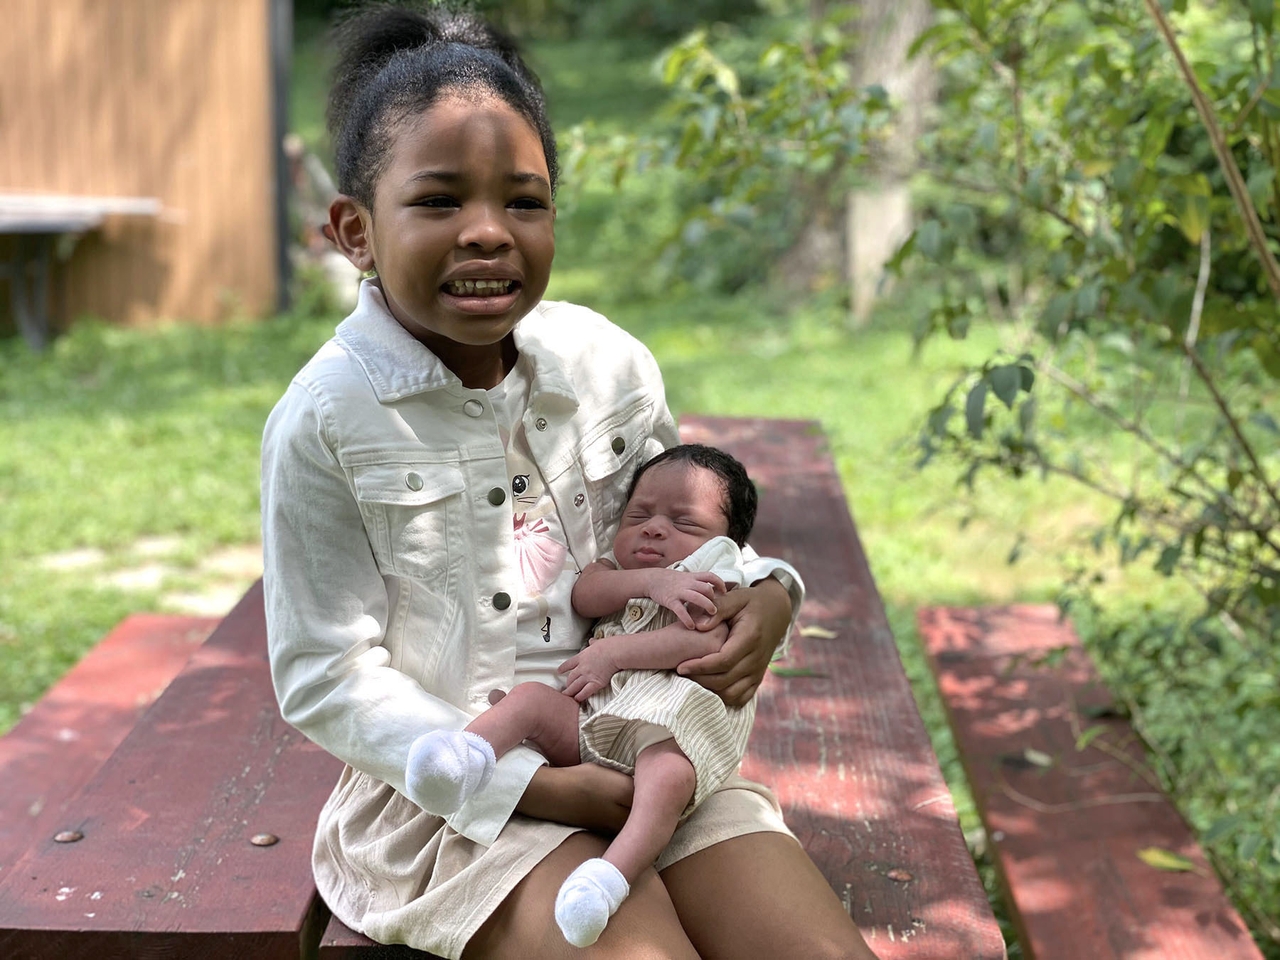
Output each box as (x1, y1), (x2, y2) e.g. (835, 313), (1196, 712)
(262, 282), (802, 846)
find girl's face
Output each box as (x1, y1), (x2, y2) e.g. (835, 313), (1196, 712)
(333, 93), (555, 386)
(612, 463), (730, 570)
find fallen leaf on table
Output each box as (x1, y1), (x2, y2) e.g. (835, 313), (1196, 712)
(769, 666), (829, 678)
(799, 625), (838, 639)
(1137, 847), (1195, 872)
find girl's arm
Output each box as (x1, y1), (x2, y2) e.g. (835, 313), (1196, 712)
(557, 621), (729, 701)
(263, 385), (545, 847)
(515, 763), (634, 834)
(572, 559), (724, 629)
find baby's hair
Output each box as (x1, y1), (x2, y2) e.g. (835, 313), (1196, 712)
(327, 2), (558, 210)
(627, 444), (758, 547)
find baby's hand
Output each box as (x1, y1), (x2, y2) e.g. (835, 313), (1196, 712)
(559, 642), (620, 702)
(646, 570), (725, 628)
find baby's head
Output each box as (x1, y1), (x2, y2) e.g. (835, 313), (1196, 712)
(613, 445), (758, 570)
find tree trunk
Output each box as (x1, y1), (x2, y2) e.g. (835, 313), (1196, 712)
(846, 0), (934, 325)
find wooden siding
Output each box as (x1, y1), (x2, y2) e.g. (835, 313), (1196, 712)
(0, 0), (280, 329)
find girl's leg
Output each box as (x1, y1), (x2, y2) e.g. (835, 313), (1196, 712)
(660, 832), (880, 960)
(555, 739), (695, 947)
(462, 832), (700, 960)
(406, 682), (580, 815)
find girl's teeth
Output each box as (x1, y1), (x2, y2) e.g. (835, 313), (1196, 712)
(445, 279), (514, 296)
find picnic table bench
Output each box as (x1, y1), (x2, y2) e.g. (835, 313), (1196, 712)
(918, 604), (1265, 960)
(0, 193), (161, 350)
(0, 416), (1005, 959)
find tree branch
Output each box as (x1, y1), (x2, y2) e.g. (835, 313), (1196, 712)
(1142, 0), (1280, 300)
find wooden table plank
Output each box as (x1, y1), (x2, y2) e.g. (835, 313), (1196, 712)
(918, 604), (1264, 960)
(0, 584), (343, 960)
(0, 614), (216, 870)
(680, 416), (1005, 960)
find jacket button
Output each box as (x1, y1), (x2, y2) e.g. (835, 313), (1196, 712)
(463, 399), (484, 418)
(488, 487), (506, 506)
(574, 493), (585, 507)
(611, 437), (625, 455)
(535, 417), (548, 431)
(405, 472), (424, 491)
(493, 592), (512, 611)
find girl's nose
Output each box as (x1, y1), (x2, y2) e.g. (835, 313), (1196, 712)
(458, 204), (513, 252)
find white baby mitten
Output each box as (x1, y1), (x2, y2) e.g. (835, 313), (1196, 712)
(404, 730), (496, 815)
(554, 857), (630, 947)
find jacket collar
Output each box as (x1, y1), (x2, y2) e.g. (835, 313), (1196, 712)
(335, 280), (579, 412)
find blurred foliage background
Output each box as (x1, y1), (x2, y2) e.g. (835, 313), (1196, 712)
(3, 0), (1278, 954)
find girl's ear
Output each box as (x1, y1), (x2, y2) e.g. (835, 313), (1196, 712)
(329, 195), (376, 273)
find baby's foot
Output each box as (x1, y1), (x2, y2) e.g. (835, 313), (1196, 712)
(554, 858), (630, 947)
(405, 730), (495, 815)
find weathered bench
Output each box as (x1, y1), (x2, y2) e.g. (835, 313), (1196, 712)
(918, 604), (1265, 960)
(0, 193), (161, 350)
(0, 418), (1006, 958)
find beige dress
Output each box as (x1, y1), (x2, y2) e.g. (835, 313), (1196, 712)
(579, 536), (756, 813)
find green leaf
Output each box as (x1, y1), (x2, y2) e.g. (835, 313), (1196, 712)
(1249, 410), (1280, 433)
(965, 381), (988, 439)
(1075, 725), (1108, 750)
(989, 364), (1022, 409)
(1137, 847), (1196, 872)
(917, 220), (944, 260)
(1240, 833), (1264, 861)
(1202, 815), (1242, 844)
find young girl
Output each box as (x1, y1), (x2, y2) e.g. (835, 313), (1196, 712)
(407, 444), (766, 947)
(261, 5), (878, 958)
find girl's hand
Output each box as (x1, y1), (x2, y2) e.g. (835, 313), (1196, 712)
(646, 569), (725, 628)
(515, 763), (633, 834)
(677, 578), (792, 707)
(558, 642), (620, 701)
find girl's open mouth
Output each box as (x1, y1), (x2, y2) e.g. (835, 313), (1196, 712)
(440, 278), (523, 313)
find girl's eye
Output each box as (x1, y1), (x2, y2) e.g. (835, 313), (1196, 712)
(675, 519), (701, 530)
(509, 197), (548, 211)
(416, 196), (459, 208)
(624, 511), (648, 523)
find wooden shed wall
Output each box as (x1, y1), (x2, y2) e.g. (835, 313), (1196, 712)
(0, 0), (280, 328)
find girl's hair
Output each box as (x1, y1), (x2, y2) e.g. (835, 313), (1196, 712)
(627, 444), (758, 547)
(327, 3), (558, 210)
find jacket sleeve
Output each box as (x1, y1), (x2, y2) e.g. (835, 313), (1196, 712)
(261, 382), (543, 846)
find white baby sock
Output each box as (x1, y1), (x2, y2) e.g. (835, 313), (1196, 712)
(554, 857), (630, 948)
(404, 730), (495, 815)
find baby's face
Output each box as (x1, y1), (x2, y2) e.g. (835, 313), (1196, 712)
(613, 462), (730, 569)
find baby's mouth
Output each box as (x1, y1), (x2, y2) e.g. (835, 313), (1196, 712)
(441, 278), (518, 297)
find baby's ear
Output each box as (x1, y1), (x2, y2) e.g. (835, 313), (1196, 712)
(328, 195), (375, 273)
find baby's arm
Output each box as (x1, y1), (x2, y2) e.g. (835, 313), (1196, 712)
(572, 557), (725, 629)
(558, 620), (729, 701)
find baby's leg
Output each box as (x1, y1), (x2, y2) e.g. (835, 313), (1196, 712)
(555, 739), (696, 947)
(406, 682), (580, 816)
(467, 681), (581, 766)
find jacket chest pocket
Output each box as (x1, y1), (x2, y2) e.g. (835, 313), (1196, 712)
(353, 463), (466, 581)
(580, 410), (653, 549)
